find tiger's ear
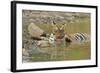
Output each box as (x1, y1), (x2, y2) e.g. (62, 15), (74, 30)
(51, 21), (56, 26)
(60, 24), (66, 30)
(51, 21), (58, 30)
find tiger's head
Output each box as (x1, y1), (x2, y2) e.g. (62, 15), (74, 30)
(51, 21), (65, 39)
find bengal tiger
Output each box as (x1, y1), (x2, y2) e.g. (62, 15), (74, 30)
(51, 21), (90, 45)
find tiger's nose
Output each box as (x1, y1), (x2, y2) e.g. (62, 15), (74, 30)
(56, 35), (64, 39)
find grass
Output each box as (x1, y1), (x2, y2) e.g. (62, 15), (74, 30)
(37, 17), (90, 34)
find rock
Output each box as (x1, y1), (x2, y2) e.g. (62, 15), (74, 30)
(37, 40), (50, 48)
(28, 23), (46, 39)
(22, 48), (29, 56)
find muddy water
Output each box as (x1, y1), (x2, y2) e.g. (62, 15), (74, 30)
(22, 41), (90, 63)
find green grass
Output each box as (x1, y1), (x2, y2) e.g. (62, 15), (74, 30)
(37, 17), (90, 34)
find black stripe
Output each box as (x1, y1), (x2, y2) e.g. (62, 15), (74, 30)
(80, 33), (86, 40)
(74, 34), (79, 41)
(76, 33), (84, 41)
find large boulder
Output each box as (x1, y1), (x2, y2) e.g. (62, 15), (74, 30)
(28, 23), (46, 40)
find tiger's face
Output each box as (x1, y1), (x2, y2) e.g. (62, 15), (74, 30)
(53, 28), (65, 39)
(52, 21), (65, 39)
